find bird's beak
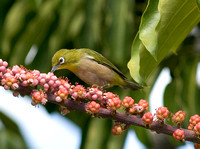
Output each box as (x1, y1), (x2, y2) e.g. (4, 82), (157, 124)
(51, 64), (59, 73)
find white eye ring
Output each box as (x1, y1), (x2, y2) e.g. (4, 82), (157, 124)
(59, 57), (65, 64)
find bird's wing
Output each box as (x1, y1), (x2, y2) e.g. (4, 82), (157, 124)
(95, 61), (127, 80)
(82, 49), (127, 80)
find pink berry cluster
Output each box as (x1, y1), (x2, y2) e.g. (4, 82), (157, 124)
(1, 69), (19, 90)
(188, 114), (200, 130)
(140, 107), (186, 135)
(87, 87), (103, 101)
(87, 101), (101, 115)
(0, 59), (8, 77)
(138, 99), (149, 111)
(155, 107), (170, 121)
(129, 99), (148, 114)
(37, 72), (59, 92)
(193, 123), (200, 136)
(2, 58), (200, 144)
(0, 59), (140, 115)
(188, 114), (200, 139)
(69, 84), (87, 99)
(0, 59), (71, 105)
(106, 94), (121, 110)
(122, 96), (134, 108)
(101, 92), (122, 110)
(53, 79), (70, 102)
(31, 89), (47, 105)
(142, 112), (153, 125)
(111, 123), (123, 135)
(172, 110), (186, 125)
(173, 129), (185, 142)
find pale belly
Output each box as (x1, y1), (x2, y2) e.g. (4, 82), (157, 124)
(76, 59), (115, 86)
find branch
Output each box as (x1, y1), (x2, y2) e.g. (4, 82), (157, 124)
(0, 59), (200, 146)
(46, 94), (200, 144)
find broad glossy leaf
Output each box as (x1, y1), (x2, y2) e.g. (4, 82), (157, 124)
(196, 0), (200, 10)
(128, 0), (200, 84)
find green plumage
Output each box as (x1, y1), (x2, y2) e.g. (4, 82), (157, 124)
(51, 48), (143, 91)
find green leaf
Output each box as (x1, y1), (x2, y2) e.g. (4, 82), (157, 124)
(0, 112), (21, 136)
(196, 0), (200, 10)
(0, 129), (27, 149)
(48, 0), (85, 52)
(83, 118), (112, 149)
(9, 0), (61, 66)
(75, 0), (105, 49)
(164, 52), (199, 126)
(105, 0), (132, 66)
(128, 0), (200, 84)
(181, 58), (198, 115)
(164, 80), (183, 114)
(1, 1), (33, 57)
(128, 33), (157, 84)
(0, 112), (27, 149)
(139, 0), (160, 57)
(133, 127), (153, 147)
(107, 129), (127, 149)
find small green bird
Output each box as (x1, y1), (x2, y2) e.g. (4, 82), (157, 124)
(51, 49), (143, 91)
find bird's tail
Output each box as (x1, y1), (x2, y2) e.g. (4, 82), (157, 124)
(121, 80), (143, 91)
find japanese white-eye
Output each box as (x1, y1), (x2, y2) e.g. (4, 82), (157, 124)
(51, 48), (143, 91)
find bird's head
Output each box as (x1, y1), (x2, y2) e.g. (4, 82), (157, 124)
(51, 49), (79, 73)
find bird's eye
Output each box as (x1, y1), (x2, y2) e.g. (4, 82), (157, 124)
(59, 57), (65, 64)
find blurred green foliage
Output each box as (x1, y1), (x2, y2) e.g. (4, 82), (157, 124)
(0, 112), (28, 149)
(0, 0), (200, 148)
